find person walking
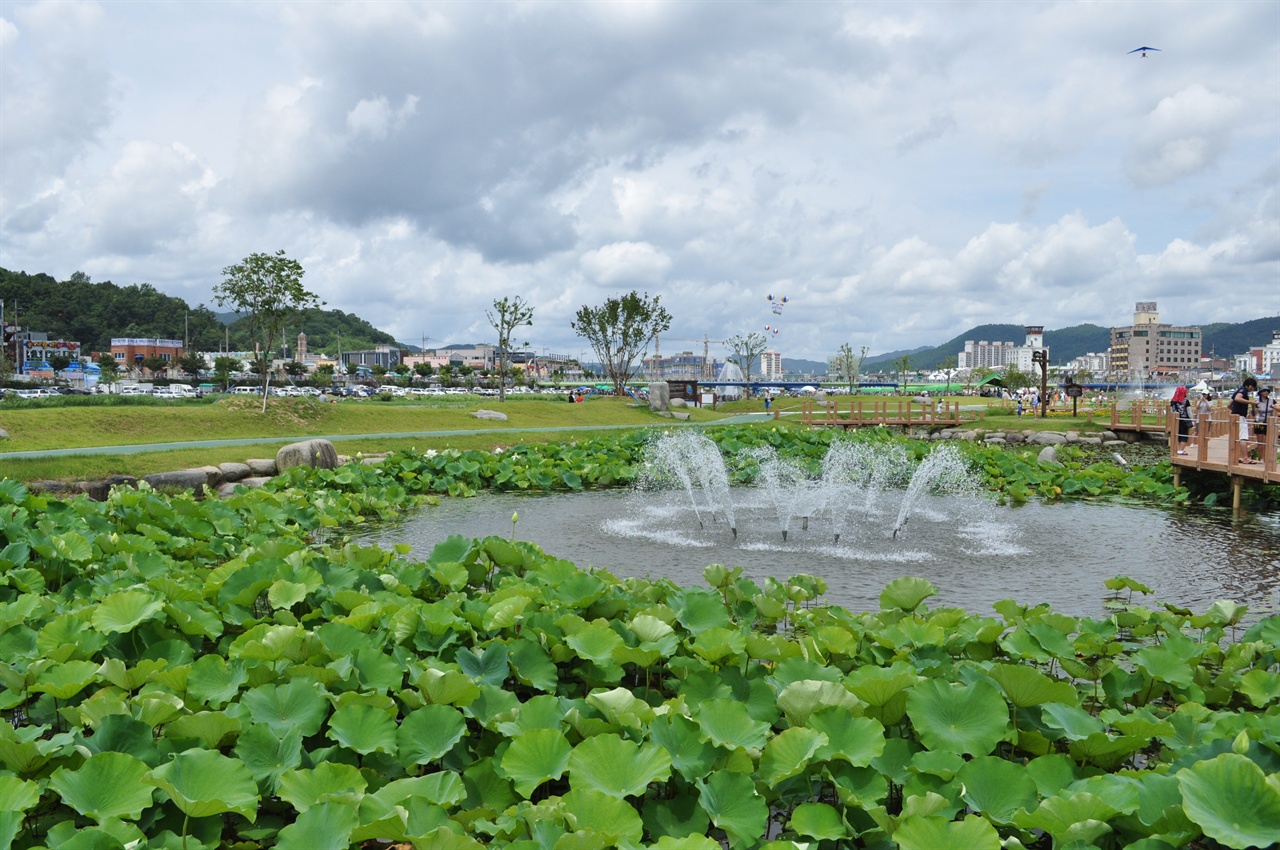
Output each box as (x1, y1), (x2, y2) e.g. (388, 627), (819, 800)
(1170, 386), (1192, 455)
(1253, 387), (1274, 461)
(1230, 377), (1258, 464)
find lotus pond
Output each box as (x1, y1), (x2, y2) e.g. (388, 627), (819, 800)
(1, 426), (1279, 849)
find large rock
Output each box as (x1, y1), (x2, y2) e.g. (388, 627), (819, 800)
(671, 411), (691, 421)
(648, 381), (670, 412)
(0, 427), (8, 440)
(142, 470), (208, 497)
(1037, 446), (1059, 465)
(1029, 432), (1067, 446)
(195, 465), (223, 487)
(275, 439), (340, 472)
(670, 397), (687, 408)
(218, 462), (252, 482)
(245, 458), (277, 476)
(472, 409), (508, 421)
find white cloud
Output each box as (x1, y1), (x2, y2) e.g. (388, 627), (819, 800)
(1125, 85), (1244, 187)
(580, 241), (672, 287)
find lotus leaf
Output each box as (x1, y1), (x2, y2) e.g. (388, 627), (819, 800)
(482, 596), (529, 631)
(1177, 753), (1280, 849)
(373, 772), (466, 807)
(163, 710), (242, 749)
(0, 774), (40, 812)
(31, 659), (100, 699)
(649, 713), (721, 781)
(564, 620), (626, 666)
(47, 752), (153, 822)
(568, 733), (672, 797)
(1040, 702), (1105, 741)
(786, 801), (847, 840)
(848, 664), (917, 725)
(1013, 791), (1118, 844)
(892, 813), (1001, 850)
(758, 726), (827, 787)
(456, 642), (510, 686)
(274, 801), (360, 850)
(698, 771), (767, 849)
(561, 787), (645, 844)
(987, 662), (1078, 707)
(586, 687), (655, 730)
(186, 655), (247, 708)
(397, 704), (467, 766)
(672, 588), (732, 635)
(499, 728), (573, 798)
(234, 723), (303, 793)
(1238, 668), (1280, 708)
(148, 748), (259, 821)
(776, 679), (861, 726)
(957, 755), (1039, 824)
(267, 579), (309, 609)
(508, 638), (559, 692)
(327, 702), (398, 755)
(695, 698), (771, 752)
(641, 792), (711, 841)
(879, 576), (938, 612)
(905, 678), (1010, 756)
(277, 762), (368, 813)
(241, 679), (329, 737)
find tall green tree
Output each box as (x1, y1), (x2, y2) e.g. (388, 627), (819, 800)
(834, 343), (869, 393)
(487, 296), (534, 402)
(212, 356), (240, 389)
(571, 291), (672, 396)
(212, 251), (322, 408)
(895, 354), (913, 394)
(940, 355), (957, 395)
(725, 332), (768, 387)
(140, 355), (169, 378)
(178, 352), (205, 377)
(95, 354), (119, 388)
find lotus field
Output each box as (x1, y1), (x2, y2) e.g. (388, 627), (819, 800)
(1, 427), (1278, 849)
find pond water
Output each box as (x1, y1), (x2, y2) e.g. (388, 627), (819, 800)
(365, 487), (1280, 620)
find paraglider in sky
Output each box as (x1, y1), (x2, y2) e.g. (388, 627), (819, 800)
(1127, 46), (1160, 58)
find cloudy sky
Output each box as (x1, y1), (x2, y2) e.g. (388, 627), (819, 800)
(2, 0), (1277, 361)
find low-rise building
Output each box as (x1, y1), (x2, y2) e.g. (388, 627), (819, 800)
(1109, 302), (1201, 379)
(110, 338), (183, 371)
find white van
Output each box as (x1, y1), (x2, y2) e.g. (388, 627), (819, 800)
(231, 386), (261, 395)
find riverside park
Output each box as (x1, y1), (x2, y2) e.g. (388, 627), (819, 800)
(0, 390), (1278, 849)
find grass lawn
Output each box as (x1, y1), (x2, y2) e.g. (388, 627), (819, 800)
(0, 394), (727, 482)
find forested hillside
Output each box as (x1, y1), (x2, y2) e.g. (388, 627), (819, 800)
(0, 268), (396, 356)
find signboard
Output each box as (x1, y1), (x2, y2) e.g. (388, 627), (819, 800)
(1065, 385), (1084, 398)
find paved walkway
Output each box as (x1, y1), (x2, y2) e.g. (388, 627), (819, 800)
(0, 414), (773, 460)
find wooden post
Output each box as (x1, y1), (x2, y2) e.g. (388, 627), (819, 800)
(1232, 475), (1243, 515)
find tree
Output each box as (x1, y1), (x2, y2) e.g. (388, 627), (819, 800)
(487, 296), (534, 402)
(414, 362), (435, 381)
(213, 356), (240, 389)
(313, 363), (335, 387)
(940, 355), (957, 395)
(47, 354), (73, 375)
(571, 291), (672, 396)
(895, 354), (913, 394)
(96, 354), (119, 388)
(283, 360), (307, 379)
(834, 343), (869, 394)
(438, 364), (454, 387)
(725, 332), (768, 388)
(178, 352), (205, 377)
(212, 251), (322, 409)
(141, 355), (169, 378)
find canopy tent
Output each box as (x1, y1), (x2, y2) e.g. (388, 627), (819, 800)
(973, 374), (1006, 389)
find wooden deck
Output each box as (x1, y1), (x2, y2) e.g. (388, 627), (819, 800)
(1167, 409), (1280, 486)
(800, 398), (982, 429)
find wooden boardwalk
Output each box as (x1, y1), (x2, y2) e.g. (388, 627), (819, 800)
(1166, 409), (1280, 488)
(800, 398), (982, 429)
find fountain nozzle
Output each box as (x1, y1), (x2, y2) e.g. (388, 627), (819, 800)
(833, 533), (840, 544)
(782, 530), (788, 542)
(731, 527), (737, 539)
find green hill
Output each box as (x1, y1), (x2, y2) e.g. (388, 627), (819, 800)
(0, 268), (396, 357)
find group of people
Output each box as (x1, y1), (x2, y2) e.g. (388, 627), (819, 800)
(1170, 377), (1274, 464)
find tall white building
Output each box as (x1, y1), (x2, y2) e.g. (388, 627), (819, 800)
(958, 327), (1047, 372)
(761, 350), (783, 379)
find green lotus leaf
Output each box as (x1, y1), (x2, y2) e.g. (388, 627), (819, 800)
(568, 733), (672, 798)
(96, 657), (166, 692)
(241, 679), (329, 737)
(698, 771), (767, 849)
(327, 703), (398, 756)
(641, 792), (711, 842)
(585, 687), (655, 730)
(957, 755), (1039, 825)
(31, 660), (100, 700)
(1068, 732), (1147, 770)
(234, 723), (303, 794)
(274, 801), (360, 850)
(848, 664), (917, 725)
(561, 787), (644, 844)
(416, 668), (481, 706)
(51, 826), (128, 850)
(1134, 645), (1196, 689)
(689, 626), (747, 664)
(0, 774), (40, 813)
(372, 772), (466, 808)
(455, 642), (510, 686)
(629, 614), (675, 644)
(508, 639), (559, 692)
(278, 762), (368, 813)
(499, 728), (572, 798)
(186, 655), (247, 709)
(1238, 668), (1280, 708)
(827, 763), (890, 809)
(672, 587), (732, 635)
(494, 694), (569, 736)
(1177, 753), (1280, 849)
(987, 662), (1078, 707)
(1013, 791), (1117, 844)
(893, 814), (1001, 850)
(905, 678), (1010, 756)
(564, 620), (626, 666)
(133, 692), (185, 727)
(759, 727), (827, 787)
(649, 713), (720, 781)
(482, 595), (529, 631)
(47, 752), (152, 822)
(267, 579), (309, 610)
(465, 683), (520, 728)
(39, 615), (106, 663)
(148, 749), (259, 821)
(1025, 754), (1080, 797)
(695, 698), (771, 751)
(163, 710), (241, 749)
(879, 577), (938, 612)
(91, 590), (165, 634)
(1040, 702), (1105, 741)
(397, 704), (467, 767)
(787, 801), (848, 840)
(776, 679), (861, 726)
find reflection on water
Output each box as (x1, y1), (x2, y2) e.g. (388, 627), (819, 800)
(365, 490), (1280, 619)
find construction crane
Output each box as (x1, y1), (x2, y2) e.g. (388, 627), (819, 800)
(652, 333), (726, 380)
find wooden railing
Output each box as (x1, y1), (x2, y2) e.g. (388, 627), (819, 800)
(801, 398), (981, 428)
(1167, 406), (1278, 482)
